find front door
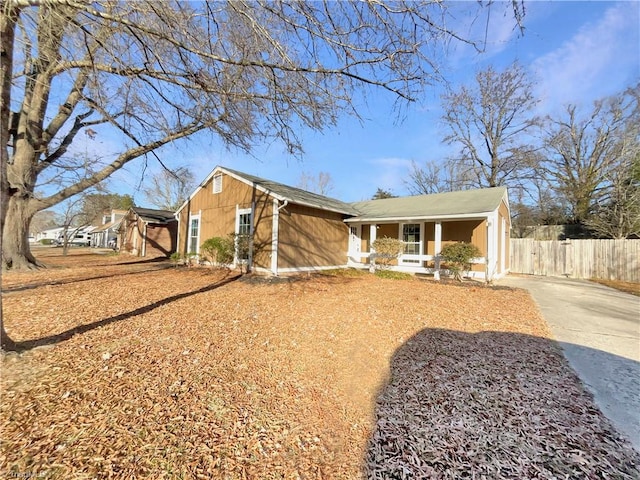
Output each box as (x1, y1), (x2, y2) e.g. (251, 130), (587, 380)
(349, 226), (361, 259)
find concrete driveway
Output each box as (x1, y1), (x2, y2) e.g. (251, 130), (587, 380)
(498, 275), (640, 452)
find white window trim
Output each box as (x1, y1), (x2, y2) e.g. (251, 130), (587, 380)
(212, 174), (223, 194)
(399, 222), (424, 266)
(235, 206), (253, 266)
(188, 212), (201, 255)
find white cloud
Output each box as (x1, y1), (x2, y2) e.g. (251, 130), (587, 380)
(531, 2), (639, 114)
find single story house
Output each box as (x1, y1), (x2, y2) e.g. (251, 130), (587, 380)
(175, 166), (511, 280)
(119, 207), (178, 257)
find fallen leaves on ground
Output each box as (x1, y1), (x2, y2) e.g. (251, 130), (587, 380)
(1, 249), (638, 479)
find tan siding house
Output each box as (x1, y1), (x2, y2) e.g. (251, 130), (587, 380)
(176, 166), (511, 280)
(176, 167), (356, 274)
(119, 208), (177, 258)
(348, 187), (511, 279)
(347, 187), (511, 279)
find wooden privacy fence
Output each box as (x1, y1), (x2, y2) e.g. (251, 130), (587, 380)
(510, 239), (640, 282)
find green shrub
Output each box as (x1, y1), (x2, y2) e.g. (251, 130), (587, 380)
(440, 242), (482, 281)
(320, 268), (368, 278)
(169, 252), (183, 267)
(371, 237), (404, 270)
(374, 269), (412, 280)
(201, 236), (235, 266)
(40, 238), (54, 245)
(186, 252), (200, 266)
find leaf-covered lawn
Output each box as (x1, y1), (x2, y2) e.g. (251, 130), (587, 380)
(2, 249), (639, 479)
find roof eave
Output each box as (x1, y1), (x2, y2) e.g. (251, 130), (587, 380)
(284, 199), (356, 216)
(344, 211), (495, 223)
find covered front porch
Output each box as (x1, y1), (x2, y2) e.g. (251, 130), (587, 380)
(345, 215), (504, 280)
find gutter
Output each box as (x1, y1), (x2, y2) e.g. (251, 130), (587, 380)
(344, 212), (495, 223)
(277, 200), (289, 211)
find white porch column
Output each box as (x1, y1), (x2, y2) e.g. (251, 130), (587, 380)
(271, 199), (279, 275)
(434, 221), (442, 281)
(486, 213), (498, 281)
(369, 224), (377, 272)
(141, 223), (147, 257)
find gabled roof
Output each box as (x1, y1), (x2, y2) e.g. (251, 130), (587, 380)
(91, 218), (122, 233)
(347, 186), (508, 222)
(223, 167), (359, 215)
(178, 165), (508, 221)
(179, 166), (358, 215)
(131, 207), (176, 224)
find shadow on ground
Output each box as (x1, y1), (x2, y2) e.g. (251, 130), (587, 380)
(364, 328), (640, 479)
(11, 273), (240, 353)
(2, 262), (174, 293)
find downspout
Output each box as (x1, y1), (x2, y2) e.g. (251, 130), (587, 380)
(277, 200), (289, 212)
(174, 212), (180, 257)
(142, 222), (147, 257)
(271, 200), (288, 276)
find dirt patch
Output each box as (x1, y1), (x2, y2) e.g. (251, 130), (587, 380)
(590, 278), (640, 296)
(2, 251), (639, 479)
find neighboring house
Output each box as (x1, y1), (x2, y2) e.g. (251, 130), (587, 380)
(175, 166), (511, 280)
(36, 225), (93, 246)
(119, 207), (178, 257)
(35, 226), (65, 243)
(91, 209), (128, 248)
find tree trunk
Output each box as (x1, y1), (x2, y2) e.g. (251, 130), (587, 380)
(2, 195), (41, 271)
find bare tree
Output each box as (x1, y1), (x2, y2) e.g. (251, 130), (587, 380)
(584, 144), (640, 239)
(56, 196), (89, 256)
(440, 62), (540, 189)
(0, 1), (525, 349)
(296, 171), (334, 196)
(29, 209), (61, 237)
(404, 159), (468, 195)
(1, 1), (527, 272)
(540, 85), (639, 227)
(143, 166), (195, 211)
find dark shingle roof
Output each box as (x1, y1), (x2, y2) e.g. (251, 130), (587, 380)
(223, 168), (358, 215)
(131, 207), (176, 223)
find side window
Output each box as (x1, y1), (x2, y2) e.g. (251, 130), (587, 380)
(213, 174), (222, 194)
(235, 209), (252, 261)
(188, 215), (200, 254)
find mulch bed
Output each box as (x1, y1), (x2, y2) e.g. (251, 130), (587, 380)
(2, 250), (639, 479)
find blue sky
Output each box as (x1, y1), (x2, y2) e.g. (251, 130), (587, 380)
(104, 1), (639, 205)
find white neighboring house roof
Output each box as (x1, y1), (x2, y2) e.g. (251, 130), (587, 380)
(91, 219), (122, 233)
(36, 226), (66, 238)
